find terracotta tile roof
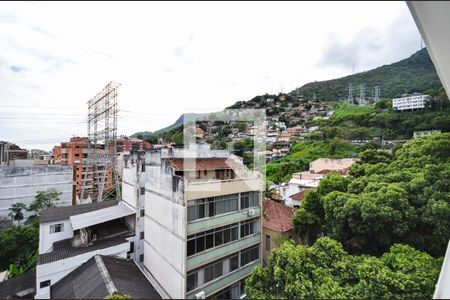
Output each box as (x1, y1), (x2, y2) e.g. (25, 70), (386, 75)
(262, 200), (295, 233)
(290, 190), (306, 201)
(167, 158), (240, 171)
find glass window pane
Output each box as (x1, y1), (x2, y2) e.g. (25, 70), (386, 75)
(196, 236), (205, 253)
(204, 265), (214, 283)
(230, 255), (239, 271)
(187, 206), (196, 221)
(198, 204), (205, 219)
(215, 231), (223, 246)
(208, 200), (215, 217)
(187, 239), (196, 256)
(231, 226), (238, 241)
(187, 272), (197, 291)
(224, 228), (231, 244)
(216, 200), (225, 215)
(214, 261), (223, 278)
(206, 233), (214, 249)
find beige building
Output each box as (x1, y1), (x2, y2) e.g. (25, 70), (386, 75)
(262, 200), (300, 265)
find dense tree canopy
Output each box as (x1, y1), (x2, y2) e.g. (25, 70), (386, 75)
(245, 237), (442, 299)
(293, 133), (450, 257)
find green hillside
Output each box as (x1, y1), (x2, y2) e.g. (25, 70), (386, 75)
(291, 48), (442, 101)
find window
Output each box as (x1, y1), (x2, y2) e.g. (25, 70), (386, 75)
(140, 209), (145, 217)
(187, 272), (198, 292)
(241, 192), (259, 209)
(240, 218), (259, 238)
(141, 163), (145, 172)
(40, 280), (51, 288)
(140, 187), (145, 195)
(140, 232), (144, 240)
(187, 194), (239, 222)
(139, 254), (144, 262)
(129, 242), (134, 253)
(204, 170), (207, 176)
(265, 235), (271, 251)
(50, 223), (64, 234)
(240, 245), (259, 266)
(230, 254), (239, 271)
(187, 223), (239, 257)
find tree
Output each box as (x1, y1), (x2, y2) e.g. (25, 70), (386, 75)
(0, 224), (39, 271)
(8, 202), (27, 222)
(27, 188), (62, 224)
(293, 133), (450, 257)
(245, 237), (442, 299)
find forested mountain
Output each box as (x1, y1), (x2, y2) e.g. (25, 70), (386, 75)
(290, 48), (442, 101)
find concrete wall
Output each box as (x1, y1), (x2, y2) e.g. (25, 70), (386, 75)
(143, 161), (185, 299)
(0, 165), (73, 220)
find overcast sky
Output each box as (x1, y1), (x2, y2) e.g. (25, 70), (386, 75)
(0, 1), (421, 150)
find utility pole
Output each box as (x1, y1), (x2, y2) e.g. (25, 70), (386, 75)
(374, 86), (380, 102)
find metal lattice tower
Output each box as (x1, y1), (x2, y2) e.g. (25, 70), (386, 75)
(374, 86), (380, 102)
(359, 84), (365, 102)
(347, 83), (353, 105)
(81, 82), (120, 202)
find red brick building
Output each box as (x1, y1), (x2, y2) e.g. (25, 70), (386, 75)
(53, 137), (113, 199)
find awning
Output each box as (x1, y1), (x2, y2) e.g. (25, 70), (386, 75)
(70, 202), (135, 230)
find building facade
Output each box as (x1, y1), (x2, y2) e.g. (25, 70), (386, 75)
(0, 141), (28, 165)
(0, 165), (73, 220)
(122, 144), (263, 299)
(392, 94), (429, 111)
(53, 137), (113, 200)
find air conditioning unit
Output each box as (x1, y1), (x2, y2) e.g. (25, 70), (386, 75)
(248, 209), (255, 217)
(195, 291), (206, 299)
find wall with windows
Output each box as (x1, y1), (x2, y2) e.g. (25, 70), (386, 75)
(262, 227), (300, 265)
(187, 245), (260, 294)
(39, 219), (73, 254)
(187, 218), (259, 257)
(187, 192), (259, 222)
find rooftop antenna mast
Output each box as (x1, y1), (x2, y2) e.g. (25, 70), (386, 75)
(81, 82), (120, 202)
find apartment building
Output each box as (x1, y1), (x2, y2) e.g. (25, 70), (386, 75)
(122, 144), (263, 299)
(0, 141), (28, 165)
(392, 94), (429, 111)
(53, 137), (112, 199)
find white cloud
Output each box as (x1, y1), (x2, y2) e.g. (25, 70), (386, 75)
(0, 1), (421, 150)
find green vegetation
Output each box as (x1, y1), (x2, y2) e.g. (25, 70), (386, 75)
(246, 237), (442, 299)
(292, 48), (442, 101)
(104, 293), (132, 299)
(1, 189), (62, 277)
(266, 140), (358, 184)
(293, 133), (450, 257)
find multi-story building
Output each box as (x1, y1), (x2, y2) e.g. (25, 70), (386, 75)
(122, 144), (263, 299)
(392, 94), (429, 111)
(53, 137), (112, 200)
(117, 137), (151, 153)
(0, 141), (28, 165)
(0, 165), (74, 220)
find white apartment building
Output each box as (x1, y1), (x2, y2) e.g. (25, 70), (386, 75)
(392, 94), (429, 111)
(122, 144), (263, 299)
(0, 165), (73, 220)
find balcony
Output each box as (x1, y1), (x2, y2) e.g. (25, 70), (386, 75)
(187, 207), (261, 235)
(185, 177), (262, 200)
(187, 234), (260, 271)
(186, 260), (260, 299)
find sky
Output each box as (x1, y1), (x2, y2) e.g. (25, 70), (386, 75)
(0, 1), (422, 150)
